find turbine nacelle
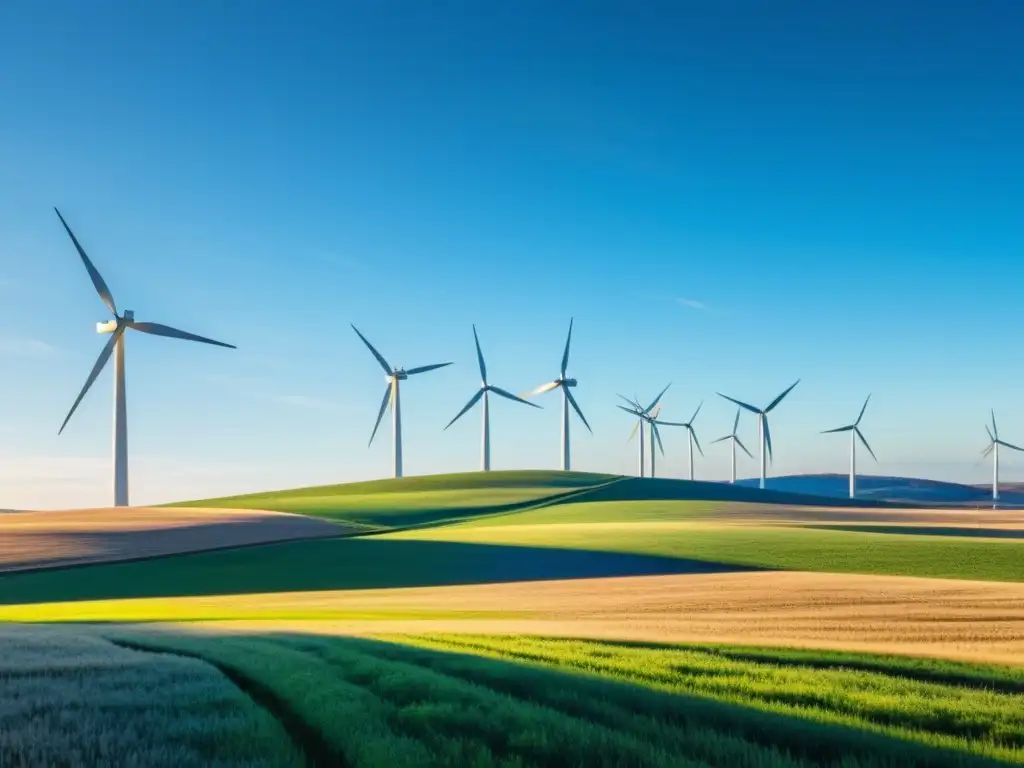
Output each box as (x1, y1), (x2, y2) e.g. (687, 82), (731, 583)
(562, 377), (578, 388)
(98, 310), (134, 334)
(389, 370), (409, 381)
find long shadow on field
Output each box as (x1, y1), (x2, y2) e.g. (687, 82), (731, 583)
(0, 538), (756, 605)
(108, 630), (1007, 768)
(800, 524), (1024, 539)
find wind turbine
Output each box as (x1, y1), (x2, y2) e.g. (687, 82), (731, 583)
(653, 402), (704, 480)
(523, 318), (591, 471)
(54, 208), (236, 507)
(983, 410), (1023, 503)
(718, 380), (800, 490)
(445, 325), (540, 471)
(616, 384), (671, 477)
(352, 325), (451, 478)
(821, 395), (877, 499)
(711, 407), (753, 483)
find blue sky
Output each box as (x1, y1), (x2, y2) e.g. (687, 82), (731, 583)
(2, 1), (1023, 507)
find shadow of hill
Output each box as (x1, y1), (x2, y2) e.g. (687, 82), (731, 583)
(0, 537), (753, 605)
(801, 524), (1024, 540)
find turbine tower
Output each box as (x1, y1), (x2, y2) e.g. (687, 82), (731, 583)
(445, 325), (540, 471)
(523, 318), (591, 470)
(54, 208), (236, 507)
(983, 410), (1023, 502)
(718, 380), (800, 490)
(711, 407), (753, 483)
(617, 384), (670, 477)
(352, 325), (451, 478)
(821, 395), (877, 499)
(654, 402), (704, 480)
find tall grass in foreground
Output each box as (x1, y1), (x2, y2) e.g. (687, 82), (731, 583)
(0, 626), (301, 767)
(114, 630), (1021, 767)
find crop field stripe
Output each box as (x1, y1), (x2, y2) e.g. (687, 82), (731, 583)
(110, 637), (331, 768)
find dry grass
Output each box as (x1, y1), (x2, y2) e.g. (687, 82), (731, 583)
(0, 507), (347, 572)
(0, 624), (302, 766)
(121, 571), (1024, 666)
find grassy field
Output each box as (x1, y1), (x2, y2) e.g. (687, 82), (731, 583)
(167, 470), (618, 528)
(110, 629), (1024, 767)
(0, 625), (302, 767)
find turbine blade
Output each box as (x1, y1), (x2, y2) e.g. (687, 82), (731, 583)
(351, 325), (392, 374)
(732, 407), (741, 435)
(645, 382), (672, 414)
(628, 419), (639, 443)
(717, 393), (760, 414)
(444, 388), (484, 430)
(472, 324), (487, 383)
(524, 380), (561, 398)
(653, 423), (665, 456)
(765, 379), (800, 413)
(54, 208), (117, 316)
(997, 439), (1024, 453)
(985, 424), (995, 442)
(58, 329), (121, 435)
(690, 427), (704, 457)
(617, 404), (641, 416)
(406, 362), (452, 375)
(565, 388), (592, 433)
(689, 400), (703, 425)
(711, 435), (731, 444)
(855, 427), (878, 461)
(651, 403), (663, 420)
(855, 394), (871, 426)
(127, 321), (235, 349)
(735, 436), (754, 459)
(992, 409), (999, 440)
(560, 317), (573, 377)
(652, 421), (686, 427)
(617, 393), (642, 409)
(368, 383), (391, 446)
(821, 425), (854, 434)
(982, 444), (994, 458)
(489, 385), (540, 408)
(763, 417), (774, 462)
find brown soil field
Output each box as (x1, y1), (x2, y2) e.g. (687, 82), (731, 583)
(154, 571), (1024, 666)
(0, 507), (346, 571)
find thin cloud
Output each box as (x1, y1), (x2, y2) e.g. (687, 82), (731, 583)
(261, 393), (343, 413)
(676, 298), (706, 310)
(0, 338), (58, 358)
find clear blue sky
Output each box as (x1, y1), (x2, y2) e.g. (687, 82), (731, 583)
(1, 1), (1022, 507)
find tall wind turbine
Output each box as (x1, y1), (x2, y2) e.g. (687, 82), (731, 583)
(445, 325), (540, 471)
(821, 395), (877, 499)
(523, 318), (591, 470)
(54, 208), (236, 507)
(653, 402), (704, 480)
(711, 407), (753, 483)
(983, 410), (1023, 502)
(352, 325), (451, 478)
(718, 380), (800, 490)
(617, 384), (670, 477)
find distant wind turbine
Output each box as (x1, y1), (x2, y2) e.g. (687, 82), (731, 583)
(983, 410), (1023, 503)
(653, 402), (704, 480)
(523, 318), (591, 470)
(821, 395), (877, 499)
(711, 407), (753, 483)
(718, 380), (800, 490)
(445, 325), (540, 471)
(352, 325), (451, 478)
(54, 208), (236, 507)
(617, 384), (671, 477)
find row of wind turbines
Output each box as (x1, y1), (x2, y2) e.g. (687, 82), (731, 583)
(53, 209), (1023, 506)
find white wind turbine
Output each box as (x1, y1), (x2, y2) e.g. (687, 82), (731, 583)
(653, 402), (704, 480)
(617, 384), (671, 477)
(711, 407), (753, 483)
(352, 325), (451, 478)
(983, 410), (1023, 503)
(523, 318), (592, 470)
(445, 325), (540, 471)
(718, 380), (800, 490)
(54, 208), (236, 507)
(821, 395), (877, 499)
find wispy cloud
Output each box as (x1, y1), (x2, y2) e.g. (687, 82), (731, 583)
(0, 337), (57, 358)
(260, 393), (343, 413)
(676, 298), (706, 310)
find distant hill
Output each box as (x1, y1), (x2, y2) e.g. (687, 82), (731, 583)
(738, 474), (1024, 505)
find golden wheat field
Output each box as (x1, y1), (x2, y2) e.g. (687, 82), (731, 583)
(0, 507), (346, 571)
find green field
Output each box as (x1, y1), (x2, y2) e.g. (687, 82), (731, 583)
(110, 630), (1024, 767)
